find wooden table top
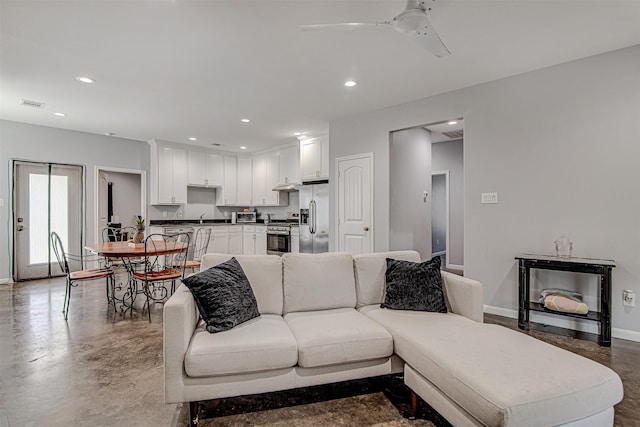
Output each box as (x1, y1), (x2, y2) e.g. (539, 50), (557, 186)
(86, 241), (188, 258)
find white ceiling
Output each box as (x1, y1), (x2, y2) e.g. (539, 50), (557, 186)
(1, 1), (639, 152)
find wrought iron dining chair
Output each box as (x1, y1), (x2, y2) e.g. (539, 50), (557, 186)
(50, 231), (115, 320)
(131, 233), (190, 322)
(101, 226), (137, 243)
(179, 227), (211, 274)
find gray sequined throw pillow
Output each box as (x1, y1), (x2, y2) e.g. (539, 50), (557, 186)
(182, 257), (260, 333)
(381, 256), (447, 313)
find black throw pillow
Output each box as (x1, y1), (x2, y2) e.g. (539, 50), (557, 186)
(381, 256), (447, 313)
(182, 257), (260, 333)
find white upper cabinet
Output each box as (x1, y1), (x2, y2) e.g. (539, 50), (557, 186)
(217, 155), (237, 206)
(149, 140), (187, 205)
(236, 157), (253, 206)
(252, 151), (286, 206)
(300, 135), (329, 182)
(188, 151), (224, 187)
(278, 144), (300, 185)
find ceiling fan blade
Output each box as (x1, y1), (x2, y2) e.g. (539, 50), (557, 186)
(412, 15), (451, 58)
(300, 22), (390, 31)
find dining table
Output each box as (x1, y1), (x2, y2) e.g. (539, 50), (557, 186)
(85, 240), (189, 314)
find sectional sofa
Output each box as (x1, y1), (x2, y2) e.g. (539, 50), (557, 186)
(164, 251), (623, 426)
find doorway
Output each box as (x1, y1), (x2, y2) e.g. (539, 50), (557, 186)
(13, 160), (84, 281)
(431, 170), (449, 265)
(389, 118), (464, 267)
(94, 166), (146, 245)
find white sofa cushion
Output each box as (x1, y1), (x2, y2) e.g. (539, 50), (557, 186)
(200, 254), (284, 315)
(282, 252), (356, 313)
(284, 308), (393, 368)
(185, 314), (298, 377)
(353, 251), (421, 308)
(362, 306), (623, 426)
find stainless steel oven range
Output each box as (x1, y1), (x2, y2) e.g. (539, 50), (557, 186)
(266, 224), (290, 256)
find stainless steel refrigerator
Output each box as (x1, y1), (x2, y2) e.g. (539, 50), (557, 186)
(299, 182), (329, 253)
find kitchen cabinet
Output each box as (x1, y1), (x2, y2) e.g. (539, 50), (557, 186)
(290, 226), (300, 253)
(217, 156), (237, 206)
(188, 151), (223, 187)
(243, 225), (267, 255)
(236, 157), (253, 206)
(150, 140), (188, 205)
(278, 144), (300, 185)
(228, 225), (243, 254)
(300, 135), (329, 182)
(243, 225), (256, 254)
(252, 152), (287, 206)
(255, 225), (267, 255)
(209, 227), (229, 254)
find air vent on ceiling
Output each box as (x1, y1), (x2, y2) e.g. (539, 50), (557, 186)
(442, 130), (463, 139)
(19, 98), (46, 109)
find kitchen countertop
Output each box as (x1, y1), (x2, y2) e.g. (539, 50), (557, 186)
(149, 219), (299, 227)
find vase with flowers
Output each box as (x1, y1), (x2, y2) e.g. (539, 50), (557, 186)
(133, 215), (145, 243)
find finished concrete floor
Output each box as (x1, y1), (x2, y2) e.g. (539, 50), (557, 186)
(1, 274), (639, 426)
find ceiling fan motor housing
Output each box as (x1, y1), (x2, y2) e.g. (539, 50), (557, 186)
(394, 9), (429, 33)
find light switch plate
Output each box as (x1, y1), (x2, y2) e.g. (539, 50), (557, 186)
(481, 192), (498, 204)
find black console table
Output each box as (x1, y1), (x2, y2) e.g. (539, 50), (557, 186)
(516, 254), (615, 347)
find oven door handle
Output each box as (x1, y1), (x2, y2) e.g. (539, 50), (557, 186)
(309, 200), (316, 234)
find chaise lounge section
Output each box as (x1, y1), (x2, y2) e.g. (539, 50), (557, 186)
(164, 251), (623, 426)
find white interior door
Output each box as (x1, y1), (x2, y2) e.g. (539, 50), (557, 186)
(14, 161), (83, 280)
(337, 153), (373, 254)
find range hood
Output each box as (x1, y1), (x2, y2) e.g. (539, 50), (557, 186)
(272, 182), (299, 192)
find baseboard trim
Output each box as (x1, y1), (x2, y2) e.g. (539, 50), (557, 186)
(483, 305), (640, 343)
(0, 278), (10, 285)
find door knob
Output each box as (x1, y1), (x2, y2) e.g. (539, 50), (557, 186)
(364, 226), (369, 231)
(17, 225), (24, 231)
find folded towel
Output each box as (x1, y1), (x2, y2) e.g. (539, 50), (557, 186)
(541, 294), (589, 315)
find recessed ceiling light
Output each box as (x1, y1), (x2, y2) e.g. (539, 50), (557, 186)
(447, 120), (458, 125)
(189, 137), (197, 141)
(53, 112), (66, 117)
(75, 76), (95, 83)
(344, 80), (357, 87)
(294, 132), (302, 136)
(241, 118), (250, 123)
(240, 146), (247, 150)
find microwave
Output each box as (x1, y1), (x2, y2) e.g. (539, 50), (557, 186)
(235, 211), (257, 223)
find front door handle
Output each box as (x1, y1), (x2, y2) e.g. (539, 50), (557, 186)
(364, 226), (369, 231)
(17, 225), (24, 231)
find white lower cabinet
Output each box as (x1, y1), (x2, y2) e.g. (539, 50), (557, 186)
(243, 225), (256, 255)
(228, 226), (243, 254)
(209, 227), (229, 254)
(255, 226), (267, 255)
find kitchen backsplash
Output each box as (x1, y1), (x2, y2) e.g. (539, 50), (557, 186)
(147, 187), (299, 221)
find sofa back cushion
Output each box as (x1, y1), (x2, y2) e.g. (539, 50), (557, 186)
(200, 254), (283, 315)
(353, 250), (421, 308)
(282, 252), (356, 313)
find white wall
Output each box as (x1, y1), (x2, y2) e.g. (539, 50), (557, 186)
(432, 139), (464, 266)
(330, 46), (640, 334)
(389, 127), (432, 259)
(0, 120), (149, 281)
(108, 171), (142, 228)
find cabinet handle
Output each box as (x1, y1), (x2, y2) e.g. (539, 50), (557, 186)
(316, 170), (320, 177)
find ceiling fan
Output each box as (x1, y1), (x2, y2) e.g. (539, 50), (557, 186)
(299, 0), (450, 58)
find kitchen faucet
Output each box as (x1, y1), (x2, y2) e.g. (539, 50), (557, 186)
(199, 213), (205, 224)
